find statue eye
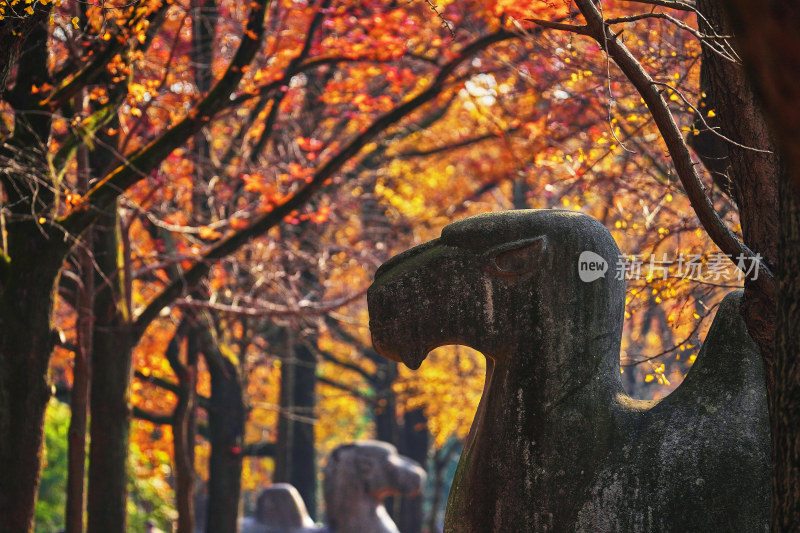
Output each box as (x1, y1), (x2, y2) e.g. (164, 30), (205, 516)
(495, 247), (532, 272)
(485, 237), (545, 275)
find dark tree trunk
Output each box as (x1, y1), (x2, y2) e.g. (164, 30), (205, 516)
(275, 339), (318, 518)
(169, 322), (199, 533)
(86, 203), (134, 533)
(374, 359), (399, 444)
(719, 2), (800, 528)
(0, 226), (64, 532)
(397, 409), (429, 533)
(0, 16), (62, 531)
(205, 345), (245, 533)
(66, 218), (93, 533)
(696, 0), (779, 355)
(722, 1), (800, 188)
(697, 3), (800, 530)
(174, 1), (215, 527)
(371, 358), (401, 522)
(65, 86), (95, 533)
(771, 158), (800, 531)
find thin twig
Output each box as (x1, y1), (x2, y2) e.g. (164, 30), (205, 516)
(573, 0), (776, 295)
(423, 0), (455, 38)
(621, 301), (718, 366)
(651, 80), (773, 154)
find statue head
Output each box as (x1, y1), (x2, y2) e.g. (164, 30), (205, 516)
(323, 441), (425, 507)
(255, 483), (316, 528)
(368, 210), (625, 385)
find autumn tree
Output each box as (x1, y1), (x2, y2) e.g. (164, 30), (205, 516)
(721, 1), (800, 528)
(521, 0), (787, 527)
(5, 1), (794, 532)
(1, 0), (559, 530)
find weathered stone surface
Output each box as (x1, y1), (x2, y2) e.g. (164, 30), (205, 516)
(367, 209), (769, 532)
(323, 441), (426, 533)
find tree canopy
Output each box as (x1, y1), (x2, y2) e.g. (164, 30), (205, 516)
(0, 0), (795, 531)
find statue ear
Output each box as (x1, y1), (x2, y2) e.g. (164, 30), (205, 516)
(484, 237), (546, 275)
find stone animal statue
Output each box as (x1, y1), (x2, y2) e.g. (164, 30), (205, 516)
(323, 441), (426, 533)
(368, 209), (769, 532)
(239, 483), (322, 533)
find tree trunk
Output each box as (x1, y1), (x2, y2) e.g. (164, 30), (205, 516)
(696, 0), (779, 356)
(427, 442), (459, 533)
(169, 322), (199, 533)
(173, 0), (215, 526)
(697, 3), (799, 530)
(65, 95), (94, 533)
(66, 222), (93, 533)
(372, 358), (400, 521)
(722, 1), (800, 189)
(86, 204), (133, 533)
(0, 17), (62, 531)
(204, 330), (245, 533)
(397, 409), (429, 533)
(374, 359), (399, 445)
(717, 2), (800, 527)
(771, 157), (800, 531)
(0, 226), (64, 532)
(275, 339), (318, 518)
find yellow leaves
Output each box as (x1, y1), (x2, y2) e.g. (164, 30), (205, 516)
(65, 192), (86, 212)
(71, 16), (79, 29)
(30, 83), (53, 94)
(198, 225), (222, 240)
(242, 172), (266, 193)
(644, 363), (670, 386)
(399, 346), (485, 448)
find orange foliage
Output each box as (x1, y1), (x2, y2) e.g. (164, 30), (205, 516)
(39, 0), (737, 510)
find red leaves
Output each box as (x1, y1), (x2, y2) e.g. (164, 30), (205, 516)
(297, 136), (323, 152)
(229, 217), (250, 231)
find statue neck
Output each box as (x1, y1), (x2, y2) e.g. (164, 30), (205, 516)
(447, 335), (621, 532)
(329, 498), (398, 533)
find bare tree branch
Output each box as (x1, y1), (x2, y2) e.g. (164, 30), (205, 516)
(59, 0), (274, 236)
(175, 289), (367, 318)
(134, 370), (211, 410)
(570, 0), (775, 296)
(317, 375), (376, 405)
(130, 29), (520, 338)
(619, 0), (697, 11)
(526, 18), (590, 35)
